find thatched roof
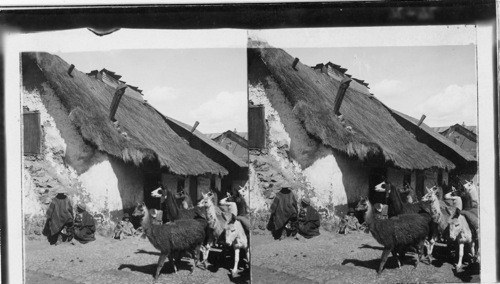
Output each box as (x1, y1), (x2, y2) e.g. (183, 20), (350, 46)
(389, 110), (476, 164)
(250, 42), (455, 170)
(23, 52), (228, 176)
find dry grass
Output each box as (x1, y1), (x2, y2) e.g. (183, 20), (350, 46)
(249, 42), (455, 170)
(23, 52), (228, 176)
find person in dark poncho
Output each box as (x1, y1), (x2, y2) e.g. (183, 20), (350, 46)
(44, 187), (74, 245)
(297, 197), (320, 239)
(73, 203), (96, 244)
(267, 182), (298, 240)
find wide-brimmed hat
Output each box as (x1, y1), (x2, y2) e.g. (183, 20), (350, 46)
(123, 213), (130, 219)
(77, 203), (86, 211)
(347, 207), (355, 214)
(301, 197), (311, 205)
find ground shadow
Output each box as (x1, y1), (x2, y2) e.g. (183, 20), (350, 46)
(359, 244), (383, 250)
(229, 267), (251, 284)
(134, 249), (160, 256)
(118, 259), (195, 278)
(453, 262), (480, 283)
(342, 257), (400, 272)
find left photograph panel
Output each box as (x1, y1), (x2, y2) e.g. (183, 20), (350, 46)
(20, 44), (249, 283)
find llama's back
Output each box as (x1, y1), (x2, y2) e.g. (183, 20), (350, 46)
(149, 219), (206, 254)
(370, 213), (430, 248)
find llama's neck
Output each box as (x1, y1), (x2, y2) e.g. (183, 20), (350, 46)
(389, 187), (403, 212)
(140, 207), (153, 236)
(205, 202), (224, 236)
(429, 196), (442, 223)
(363, 201), (375, 228)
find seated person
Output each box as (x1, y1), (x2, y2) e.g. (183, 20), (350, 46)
(74, 203), (96, 244)
(113, 213), (136, 240)
(338, 208), (362, 234)
(297, 197), (320, 239)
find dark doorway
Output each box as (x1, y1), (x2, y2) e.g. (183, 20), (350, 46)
(415, 170), (425, 199)
(368, 167), (387, 204)
(189, 176), (198, 204)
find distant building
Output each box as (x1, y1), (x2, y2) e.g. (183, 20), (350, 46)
(433, 123), (477, 158)
(211, 130), (248, 163)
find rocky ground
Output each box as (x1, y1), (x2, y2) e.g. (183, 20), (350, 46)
(251, 229), (480, 284)
(25, 235), (249, 284)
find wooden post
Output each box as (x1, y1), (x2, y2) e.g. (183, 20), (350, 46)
(190, 121), (200, 133)
(417, 114), (426, 127)
(333, 78), (352, 115)
(292, 58), (299, 70)
(68, 64), (75, 77)
(109, 84), (127, 122)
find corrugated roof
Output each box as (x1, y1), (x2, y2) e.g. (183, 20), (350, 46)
(389, 110), (476, 163)
(159, 116), (248, 169)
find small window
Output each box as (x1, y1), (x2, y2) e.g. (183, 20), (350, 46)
(248, 105), (266, 149)
(23, 110), (42, 155)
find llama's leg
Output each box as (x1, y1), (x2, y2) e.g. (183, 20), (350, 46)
(391, 250), (401, 268)
(231, 248), (240, 277)
(470, 241), (476, 259)
(378, 249), (391, 274)
(427, 237), (436, 262)
(155, 254), (168, 280)
(202, 242), (212, 268)
(169, 254), (178, 274)
(456, 243), (464, 270)
(246, 248), (250, 267)
(192, 245), (201, 273)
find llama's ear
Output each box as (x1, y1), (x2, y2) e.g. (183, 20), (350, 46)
(426, 187), (431, 193)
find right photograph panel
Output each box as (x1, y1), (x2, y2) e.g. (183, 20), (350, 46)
(248, 28), (479, 283)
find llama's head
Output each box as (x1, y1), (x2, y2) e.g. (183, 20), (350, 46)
(225, 217), (241, 246)
(355, 196), (369, 212)
(421, 186), (438, 202)
(448, 208), (464, 241)
(151, 187), (163, 198)
(198, 191), (215, 208)
(463, 180), (476, 193)
(374, 181), (388, 192)
(132, 202), (147, 217)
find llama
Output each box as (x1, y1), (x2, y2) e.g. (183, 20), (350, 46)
(132, 203), (207, 280)
(151, 186), (198, 222)
(448, 208), (476, 270)
(356, 196), (431, 274)
(375, 181), (429, 218)
(225, 217), (250, 277)
(420, 186), (455, 262)
(197, 191), (234, 268)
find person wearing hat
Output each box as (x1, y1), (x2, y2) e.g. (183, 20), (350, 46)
(373, 203), (388, 220)
(296, 197), (320, 239)
(73, 203), (96, 244)
(44, 186), (74, 245)
(113, 213), (136, 240)
(267, 181), (298, 240)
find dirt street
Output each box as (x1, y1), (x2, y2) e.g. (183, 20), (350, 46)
(251, 229), (479, 284)
(25, 235), (249, 284)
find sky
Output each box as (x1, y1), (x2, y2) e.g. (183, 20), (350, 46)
(285, 45), (477, 127)
(56, 48), (247, 134)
